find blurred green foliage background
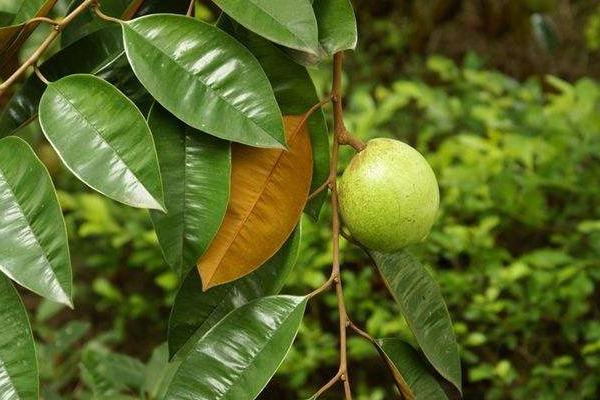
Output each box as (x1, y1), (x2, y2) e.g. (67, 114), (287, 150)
(11, 0), (600, 399)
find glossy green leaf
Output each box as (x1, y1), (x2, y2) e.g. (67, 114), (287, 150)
(219, 16), (329, 219)
(148, 104), (231, 277)
(376, 339), (451, 400)
(165, 295), (307, 400)
(212, 0), (319, 55)
(0, 27), (124, 137)
(0, 274), (38, 400)
(313, 0), (357, 55)
(38, 74), (165, 210)
(370, 250), (462, 393)
(0, 137), (72, 306)
(168, 226), (301, 358)
(121, 14), (285, 148)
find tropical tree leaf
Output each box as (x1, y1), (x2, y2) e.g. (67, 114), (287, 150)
(0, 274), (39, 400)
(369, 250), (462, 393)
(164, 295), (307, 400)
(0, 137), (72, 306)
(212, 0), (319, 55)
(38, 74), (165, 210)
(218, 16), (329, 219)
(375, 339), (452, 400)
(313, 0), (358, 55)
(121, 14), (285, 148)
(0, 27), (124, 137)
(197, 115), (312, 289)
(168, 227), (301, 358)
(148, 104), (231, 277)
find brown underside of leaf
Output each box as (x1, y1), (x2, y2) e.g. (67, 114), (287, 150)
(0, 0), (59, 78)
(197, 115), (313, 290)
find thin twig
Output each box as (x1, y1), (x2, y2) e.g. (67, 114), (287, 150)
(92, 4), (123, 23)
(310, 370), (343, 399)
(307, 273), (335, 299)
(307, 177), (332, 201)
(331, 51), (353, 400)
(186, 0), (195, 17)
(33, 65), (49, 84)
(25, 16), (58, 26)
(0, 0), (97, 95)
(289, 96), (332, 149)
(348, 320), (374, 343)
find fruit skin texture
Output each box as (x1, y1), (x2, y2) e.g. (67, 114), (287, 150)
(338, 138), (439, 252)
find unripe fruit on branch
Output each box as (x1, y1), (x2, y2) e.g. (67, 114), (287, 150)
(338, 138), (439, 252)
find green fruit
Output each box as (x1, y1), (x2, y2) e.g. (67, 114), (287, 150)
(338, 138), (439, 252)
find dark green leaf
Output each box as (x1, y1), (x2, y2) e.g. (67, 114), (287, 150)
(121, 14), (285, 148)
(38, 74), (165, 210)
(148, 104), (231, 277)
(370, 250), (462, 393)
(0, 274), (38, 400)
(212, 0), (319, 55)
(168, 226), (301, 358)
(165, 295), (307, 400)
(0, 27), (124, 137)
(313, 0), (357, 55)
(0, 137), (72, 306)
(219, 16), (329, 219)
(375, 338), (451, 400)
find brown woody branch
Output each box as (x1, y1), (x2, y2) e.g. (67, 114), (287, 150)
(0, 0), (97, 95)
(309, 51), (369, 400)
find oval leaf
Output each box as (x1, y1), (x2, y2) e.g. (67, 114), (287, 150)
(0, 137), (72, 306)
(369, 250), (462, 393)
(376, 339), (451, 400)
(0, 274), (38, 400)
(212, 0), (319, 55)
(197, 115), (312, 290)
(168, 227), (301, 358)
(121, 14), (285, 148)
(218, 16), (329, 219)
(148, 104), (231, 277)
(313, 0), (358, 55)
(0, 27), (125, 137)
(38, 74), (165, 210)
(165, 295), (307, 400)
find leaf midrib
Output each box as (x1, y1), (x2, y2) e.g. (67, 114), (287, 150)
(204, 120), (305, 284)
(49, 83), (157, 204)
